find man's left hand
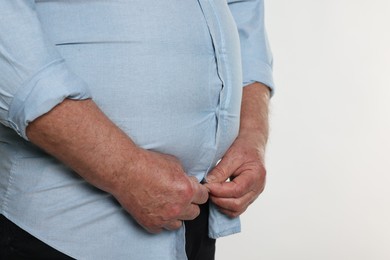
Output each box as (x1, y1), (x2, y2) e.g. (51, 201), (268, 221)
(204, 82), (270, 218)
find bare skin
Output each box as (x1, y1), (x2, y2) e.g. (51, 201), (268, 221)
(26, 99), (209, 233)
(205, 82), (270, 217)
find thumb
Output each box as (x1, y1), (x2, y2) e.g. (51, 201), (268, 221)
(206, 156), (240, 184)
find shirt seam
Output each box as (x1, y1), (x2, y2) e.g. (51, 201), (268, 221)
(2, 147), (22, 215)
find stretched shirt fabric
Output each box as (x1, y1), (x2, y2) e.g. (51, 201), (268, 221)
(0, 0), (274, 259)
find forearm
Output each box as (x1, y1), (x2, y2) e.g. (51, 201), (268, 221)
(26, 98), (139, 195)
(240, 82), (270, 152)
(26, 98), (208, 232)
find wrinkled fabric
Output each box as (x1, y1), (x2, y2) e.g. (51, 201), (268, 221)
(0, 0), (273, 259)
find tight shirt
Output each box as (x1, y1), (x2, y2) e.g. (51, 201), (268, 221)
(0, 1), (274, 259)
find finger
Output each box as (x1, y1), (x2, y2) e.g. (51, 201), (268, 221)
(178, 203), (200, 221)
(210, 190), (256, 214)
(163, 220), (183, 231)
(206, 154), (242, 184)
(205, 171), (256, 198)
(143, 225), (163, 234)
(189, 176), (209, 204)
(217, 207), (244, 218)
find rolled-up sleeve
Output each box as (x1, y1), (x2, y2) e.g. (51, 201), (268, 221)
(0, 0), (91, 140)
(227, 0), (275, 94)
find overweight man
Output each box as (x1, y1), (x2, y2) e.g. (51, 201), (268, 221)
(0, 0), (274, 259)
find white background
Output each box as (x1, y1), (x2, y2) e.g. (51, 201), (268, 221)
(218, 0), (390, 259)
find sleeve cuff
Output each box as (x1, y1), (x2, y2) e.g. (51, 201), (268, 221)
(242, 59), (275, 96)
(7, 59), (92, 140)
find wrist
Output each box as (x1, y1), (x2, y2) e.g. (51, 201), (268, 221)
(104, 145), (145, 197)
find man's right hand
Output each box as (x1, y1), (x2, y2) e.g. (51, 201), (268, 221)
(26, 99), (208, 233)
(112, 149), (209, 233)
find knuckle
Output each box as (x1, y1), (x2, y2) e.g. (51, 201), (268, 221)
(231, 200), (241, 211)
(231, 211), (241, 218)
(258, 165), (267, 178)
(172, 222), (182, 230)
(172, 221), (183, 230)
(234, 185), (245, 198)
(167, 204), (182, 218)
(163, 220), (183, 231)
(230, 211), (240, 218)
(178, 181), (195, 201)
(143, 222), (162, 234)
(185, 206), (200, 221)
(212, 166), (227, 180)
(171, 178), (194, 204)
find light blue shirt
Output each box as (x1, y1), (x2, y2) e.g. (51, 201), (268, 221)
(0, 0), (274, 259)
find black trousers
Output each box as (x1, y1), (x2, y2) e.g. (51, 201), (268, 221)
(184, 202), (216, 260)
(0, 203), (215, 260)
